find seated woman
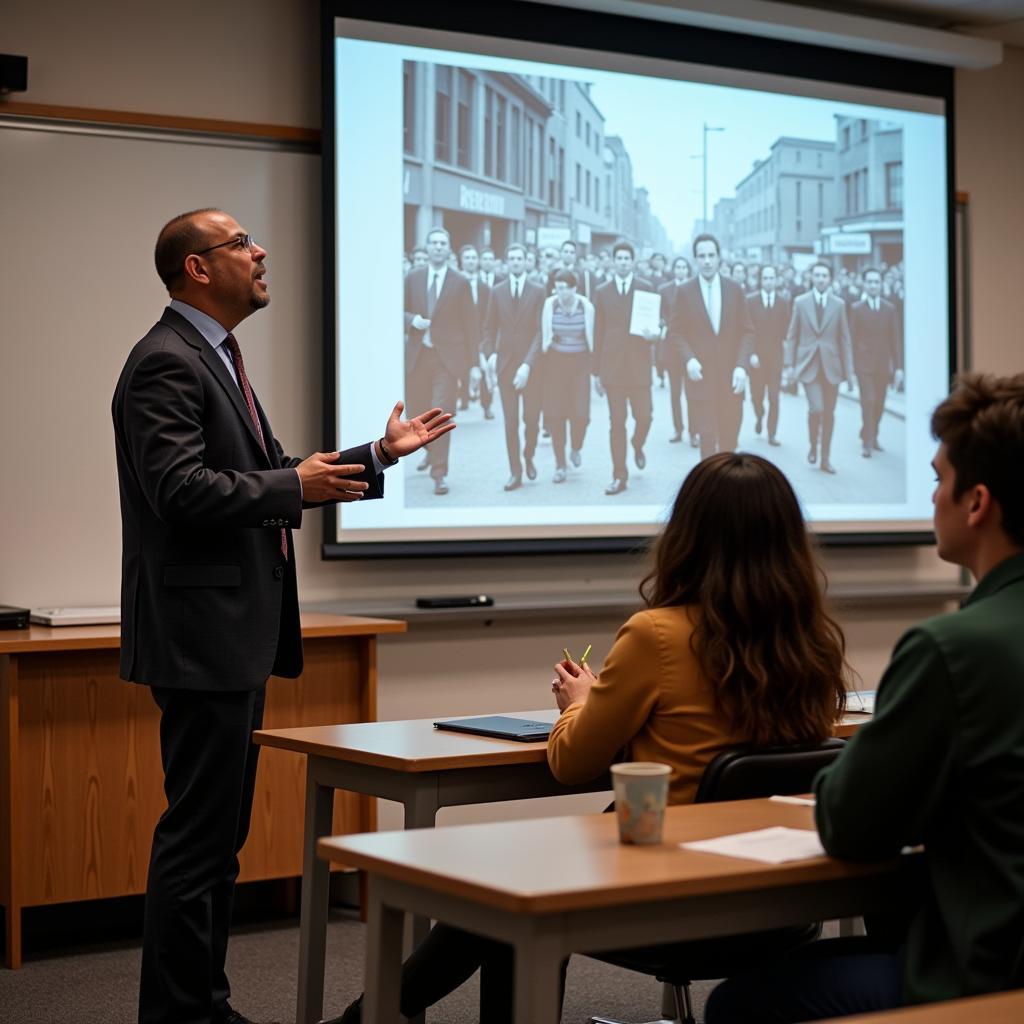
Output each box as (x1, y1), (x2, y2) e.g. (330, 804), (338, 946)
(540, 270), (595, 482)
(332, 453), (849, 1024)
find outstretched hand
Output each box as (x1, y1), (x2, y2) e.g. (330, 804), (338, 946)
(382, 401), (456, 458)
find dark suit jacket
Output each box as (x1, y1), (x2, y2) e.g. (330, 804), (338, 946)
(785, 291), (854, 385)
(404, 266), (475, 379)
(746, 291), (791, 377)
(668, 275), (754, 399)
(850, 297), (902, 377)
(482, 278), (544, 377)
(593, 276), (656, 388)
(112, 307), (382, 692)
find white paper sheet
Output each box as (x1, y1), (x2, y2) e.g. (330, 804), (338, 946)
(629, 290), (661, 336)
(681, 826), (826, 864)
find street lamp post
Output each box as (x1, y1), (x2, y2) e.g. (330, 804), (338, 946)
(702, 122), (725, 231)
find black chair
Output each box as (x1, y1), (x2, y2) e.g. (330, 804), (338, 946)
(589, 738), (846, 1024)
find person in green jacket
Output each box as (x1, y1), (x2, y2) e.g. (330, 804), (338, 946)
(706, 371), (1024, 1022)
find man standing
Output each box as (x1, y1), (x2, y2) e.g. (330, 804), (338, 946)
(668, 233), (754, 459)
(706, 373), (1024, 1022)
(784, 261), (854, 474)
(457, 244), (494, 420)
(404, 227), (475, 495)
(478, 247), (504, 290)
(593, 240), (658, 495)
(746, 265), (790, 447)
(658, 256), (695, 446)
(850, 267), (903, 458)
(548, 239), (594, 299)
(113, 209), (452, 1024)
(482, 243), (545, 491)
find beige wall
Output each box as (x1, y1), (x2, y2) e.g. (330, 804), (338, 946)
(1, 2), (1014, 830)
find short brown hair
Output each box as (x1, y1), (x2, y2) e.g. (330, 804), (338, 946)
(154, 209), (218, 290)
(932, 372), (1024, 545)
(640, 453), (849, 746)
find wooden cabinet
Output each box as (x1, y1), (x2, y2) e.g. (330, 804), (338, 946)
(0, 613), (404, 968)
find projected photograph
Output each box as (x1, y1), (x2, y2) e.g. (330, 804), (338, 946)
(399, 60), (908, 510)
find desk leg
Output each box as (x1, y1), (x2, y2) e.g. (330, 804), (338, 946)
(363, 883), (404, 1024)
(513, 931), (562, 1024)
(402, 783), (438, 1024)
(296, 760), (335, 1024)
(0, 654), (21, 969)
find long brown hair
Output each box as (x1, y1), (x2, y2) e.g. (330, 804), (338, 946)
(640, 453), (848, 746)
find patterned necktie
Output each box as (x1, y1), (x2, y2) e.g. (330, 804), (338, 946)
(223, 333), (288, 560)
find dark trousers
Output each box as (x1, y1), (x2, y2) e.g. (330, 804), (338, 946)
(498, 373), (541, 478)
(857, 371), (889, 448)
(750, 363), (782, 439)
(690, 390), (743, 459)
(399, 922), (567, 1024)
(407, 346), (457, 480)
(704, 938), (903, 1023)
(139, 685), (266, 1024)
(803, 369), (839, 461)
(660, 343), (687, 437)
(544, 351), (591, 468)
(605, 384), (652, 481)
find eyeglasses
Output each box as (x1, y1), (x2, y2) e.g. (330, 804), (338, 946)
(194, 234), (256, 257)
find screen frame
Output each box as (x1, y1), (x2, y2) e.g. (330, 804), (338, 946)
(320, 0), (955, 560)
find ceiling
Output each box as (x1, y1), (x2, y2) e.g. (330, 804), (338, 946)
(784, 0), (1024, 44)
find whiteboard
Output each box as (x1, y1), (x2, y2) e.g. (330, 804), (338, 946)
(0, 120), (325, 607)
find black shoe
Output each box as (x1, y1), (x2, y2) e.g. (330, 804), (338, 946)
(416, 455), (430, 472)
(605, 478), (627, 495)
(820, 461), (836, 475)
(634, 447), (646, 470)
(768, 437), (781, 447)
(504, 475), (522, 491)
(525, 456), (537, 481)
(689, 433), (699, 448)
(434, 477), (449, 495)
(321, 994), (363, 1024)
(669, 432), (682, 444)
(484, 408), (495, 420)
(872, 440), (884, 452)
(755, 415), (763, 435)
(807, 446), (818, 465)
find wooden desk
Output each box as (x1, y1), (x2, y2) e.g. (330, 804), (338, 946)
(256, 712), (869, 1024)
(321, 799), (915, 1024)
(820, 989), (1024, 1022)
(254, 710), (611, 1024)
(0, 612), (404, 968)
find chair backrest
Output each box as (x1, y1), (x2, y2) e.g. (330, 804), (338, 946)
(694, 738), (846, 804)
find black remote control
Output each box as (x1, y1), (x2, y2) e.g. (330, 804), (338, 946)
(415, 595), (495, 609)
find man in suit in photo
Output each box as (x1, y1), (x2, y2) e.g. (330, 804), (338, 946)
(457, 244), (494, 421)
(668, 233), (754, 460)
(482, 242), (545, 491)
(658, 256), (695, 446)
(478, 247), (505, 290)
(404, 227), (475, 495)
(547, 239), (595, 300)
(746, 264), (790, 447)
(850, 267), (904, 458)
(113, 209), (452, 1024)
(593, 239), (658, 495)
(784, 261), (854, 475)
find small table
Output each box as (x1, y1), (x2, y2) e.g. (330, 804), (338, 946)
(821, 989), (1024, 1023)
(253, 709), (610, 1024)
(322, 798), (916, 1024)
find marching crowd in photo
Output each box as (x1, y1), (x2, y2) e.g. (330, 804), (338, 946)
(404, 228), (906, 496)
